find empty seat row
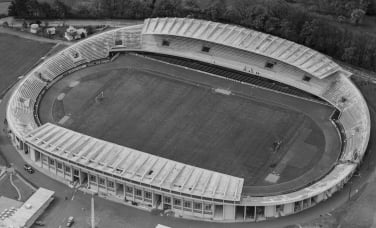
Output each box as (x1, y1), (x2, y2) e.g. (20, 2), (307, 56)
(143, 53), (319, 100)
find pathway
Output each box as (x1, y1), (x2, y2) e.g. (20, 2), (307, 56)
(0, 27), (71, 45)
(9, 173), (21, 201)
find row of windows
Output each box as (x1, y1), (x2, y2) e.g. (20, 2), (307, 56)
(37, 149), (232, 205)
(89, 175), (114, 188)
(37, 151), (217, 214)
(165, 196), (211, 211)
(161, 39), (211, 53)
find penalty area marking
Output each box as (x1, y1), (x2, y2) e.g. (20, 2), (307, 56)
(58, 115), (70, 125)
(69, 81), (80, 88)
(265, 172), (280, 183)
(57, 93), (65, 101)
(213, 88), (232, 95)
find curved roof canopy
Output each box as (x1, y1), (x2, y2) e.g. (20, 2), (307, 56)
(25, 123), (244, 202)
(142, 18), (351, 79)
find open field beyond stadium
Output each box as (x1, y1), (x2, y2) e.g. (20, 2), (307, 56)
(0, 33), (53, 93)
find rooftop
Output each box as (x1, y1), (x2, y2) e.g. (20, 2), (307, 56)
(0, 188), (54, 228)
(25, 123), (244, 202)
(142, 18), (351, 79)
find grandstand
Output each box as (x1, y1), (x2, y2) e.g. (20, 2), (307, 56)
(5, 18), (370, 222)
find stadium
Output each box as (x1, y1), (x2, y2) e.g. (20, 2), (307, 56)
(5, 18), (370, 222)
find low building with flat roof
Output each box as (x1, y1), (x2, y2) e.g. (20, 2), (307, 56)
(0, 188), (54, 228)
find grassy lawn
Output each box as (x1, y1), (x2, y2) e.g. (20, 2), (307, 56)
(39, 54), (330, 188)
(0, 174), (19, 200)
(12, 175), (35, 201)
(0, 33), (54, 93)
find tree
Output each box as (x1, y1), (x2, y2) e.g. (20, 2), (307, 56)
(265, 0), (289, 19)
(10, 0), (28, 18)
(86, 26), (94, 35)
(299, 19), (321, 47)
(205, 0), (226, 21)
(277, 19), (298, 42)
(337, 15), (346, 23)
(152, 0), (182, 17)
(80, 32), (86, 39)
(22, 20), (28, 29)
(53, 0), (68, 18)
(342, 46), (357, 63)
(100, 0), (114, 18)
(264, 17), (280, 33)
(8, 1), (17, 16)
(2, 21), (9, 28)
(232, 0), (254, 23)
(351, 9), (366, 25)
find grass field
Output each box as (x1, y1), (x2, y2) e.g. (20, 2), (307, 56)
(0, 33), (54, 94)
(39, 54), (338, 190)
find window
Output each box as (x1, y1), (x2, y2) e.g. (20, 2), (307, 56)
(115, 40), (123, 46)
(162, 40), (170, 46)
(144, 191), (152, 200)
(98, 177), (105, 186)
(193, 202), (202, 210)
(65, 166), (71, 173)
(204, 204), (212, 211)
(49, 159), (55, 165)
(276, 204), (284, 213)
(294, 202), (301, 212)
(107, 180), (114, 188)
(256, 206), (265, 217)
(265, 62), (275, 69)
(89, 175), (97, 183)
(164, 196), (171, 204)
(57, 162), (63, 170)
(125, 186), (133, 193)
(183, 200), (192, 209)
(303, 75), (311, 82)
(173, 198), (181, 206)
(135, 188), (142, 196)
(201, 46), (210, 52)
(73, 169), (79, 176)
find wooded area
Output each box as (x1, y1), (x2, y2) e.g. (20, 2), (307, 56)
(6, 0), (376, 72)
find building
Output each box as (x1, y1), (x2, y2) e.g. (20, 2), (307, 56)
(0, 188), (54, 228)
(29, 24), (39, 34)
(46, 27), (56, 35)
(5, 18), (370, 222)
(64, 26), (87, 41)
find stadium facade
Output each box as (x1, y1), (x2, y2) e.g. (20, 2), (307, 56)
(5, 18), (370, 222)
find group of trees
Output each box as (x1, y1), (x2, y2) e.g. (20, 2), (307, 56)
(8, 0), (68, 19)
(6, 0), (376, 72)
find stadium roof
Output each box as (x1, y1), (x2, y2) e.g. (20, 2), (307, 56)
(142, 18), (351, 79)
(25, 123), (244, 202)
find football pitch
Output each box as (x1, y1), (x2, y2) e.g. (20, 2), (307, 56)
(39, 54), (341, 194)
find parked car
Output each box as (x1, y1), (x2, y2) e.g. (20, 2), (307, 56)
(23, 164), (34, 174)
(66, 216), (74, 227)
